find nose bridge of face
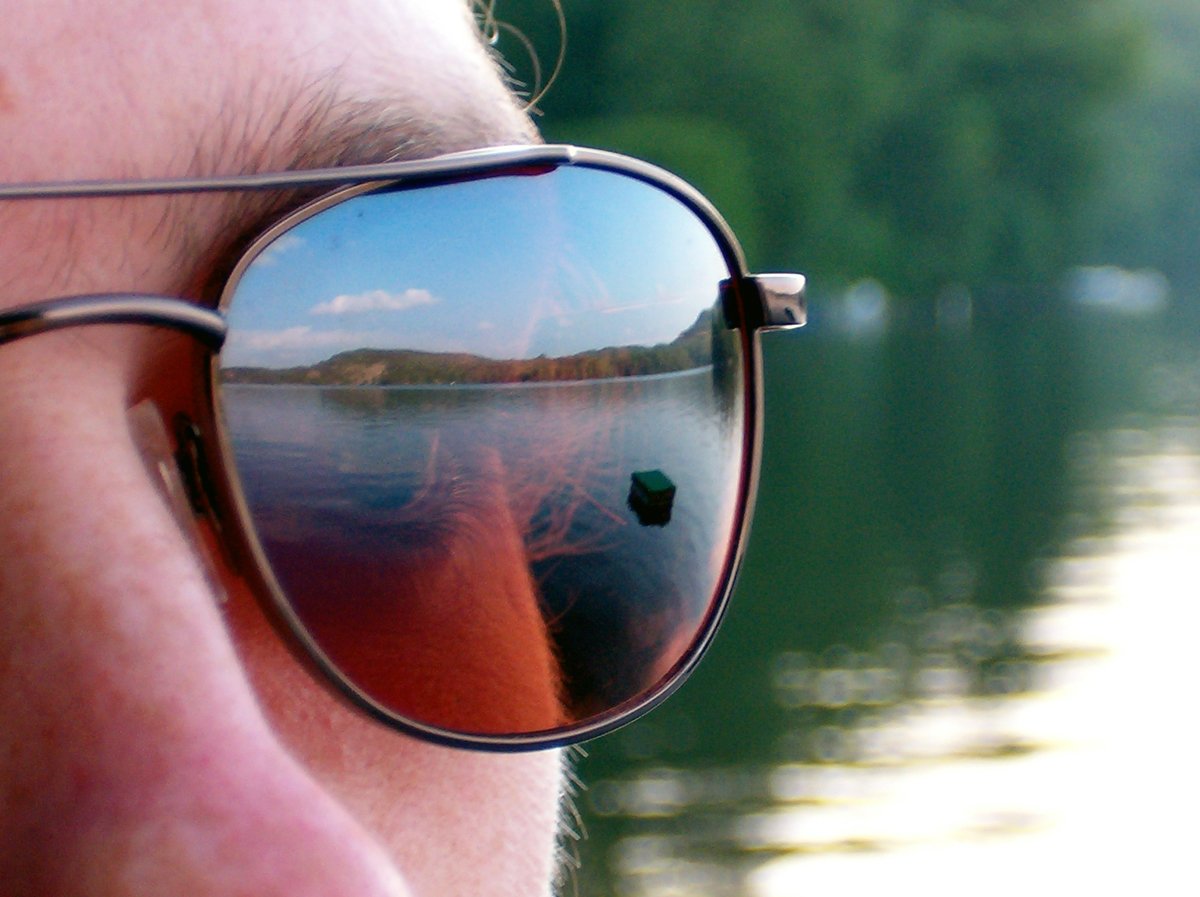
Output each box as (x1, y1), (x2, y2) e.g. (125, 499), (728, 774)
(0, 343), (416, 897)
(0, 292), (237, 589)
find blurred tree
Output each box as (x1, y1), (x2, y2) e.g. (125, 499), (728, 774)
(494, 0), (1141, 299)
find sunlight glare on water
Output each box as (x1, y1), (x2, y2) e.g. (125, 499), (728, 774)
(749, 423), (1200, 896)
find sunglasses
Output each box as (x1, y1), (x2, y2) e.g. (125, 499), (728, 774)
(0, 145), (805, 751)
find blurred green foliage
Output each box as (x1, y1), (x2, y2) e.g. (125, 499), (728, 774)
(493, 0), (1196, 300)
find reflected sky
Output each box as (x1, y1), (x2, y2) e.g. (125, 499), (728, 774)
(222, 167), (729, 368)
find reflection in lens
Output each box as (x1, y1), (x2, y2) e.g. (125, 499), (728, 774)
(218, 164), (747, 737)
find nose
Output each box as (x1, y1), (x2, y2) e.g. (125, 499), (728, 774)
(0, 336), (411, 895)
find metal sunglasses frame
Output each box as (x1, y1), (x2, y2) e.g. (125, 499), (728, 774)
(0, 144), (806, 751)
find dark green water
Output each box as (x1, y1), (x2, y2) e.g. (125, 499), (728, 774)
(568, 300), (1200, 896)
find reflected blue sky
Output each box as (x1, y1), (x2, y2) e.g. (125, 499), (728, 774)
(222, 167), (729, 368)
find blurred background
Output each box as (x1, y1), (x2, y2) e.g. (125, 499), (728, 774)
(491, 2), (1200, 894)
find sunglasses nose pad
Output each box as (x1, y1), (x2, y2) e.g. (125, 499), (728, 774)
(127, 400), (227, 602)
(172, 413), (223, 525)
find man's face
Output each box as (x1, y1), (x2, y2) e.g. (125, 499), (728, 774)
(0, 2), (564, 894)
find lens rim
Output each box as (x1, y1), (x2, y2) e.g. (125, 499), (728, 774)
(205, 145), (767, 751)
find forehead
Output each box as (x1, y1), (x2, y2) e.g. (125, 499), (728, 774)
(0, 0), (534, 183)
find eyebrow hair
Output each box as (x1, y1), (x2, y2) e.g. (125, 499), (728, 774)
(175, 79), (536, 302)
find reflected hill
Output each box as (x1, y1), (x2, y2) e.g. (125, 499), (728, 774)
(224, 308), (719, 386)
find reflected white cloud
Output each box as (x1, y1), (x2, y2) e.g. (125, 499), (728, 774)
(227, 325), (371, 350)
(252, 233), (305, 266)
(223, 325), (377, 366)
(599, 291), (690, 316)
(310, 287), (438, 316)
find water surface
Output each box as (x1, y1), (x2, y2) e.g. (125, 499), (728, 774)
(568, 306), (1200, 895)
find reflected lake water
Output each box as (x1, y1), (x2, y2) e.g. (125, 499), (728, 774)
(567, 304), (1200, 896)
(222, 366), (745, 733)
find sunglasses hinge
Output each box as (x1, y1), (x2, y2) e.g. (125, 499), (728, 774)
(727, 274), (807, 333)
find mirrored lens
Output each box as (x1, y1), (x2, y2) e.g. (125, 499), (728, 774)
(217, 164), (748, 738)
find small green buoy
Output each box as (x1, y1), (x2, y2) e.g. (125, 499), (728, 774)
(629, 469), (676, 525)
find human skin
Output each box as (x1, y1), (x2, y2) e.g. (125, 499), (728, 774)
(0, 1), (565, 895)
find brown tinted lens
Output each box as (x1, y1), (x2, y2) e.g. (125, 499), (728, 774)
(218, 165), (747, 737)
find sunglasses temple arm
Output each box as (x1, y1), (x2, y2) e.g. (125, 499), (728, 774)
(0, 294), (227, 349)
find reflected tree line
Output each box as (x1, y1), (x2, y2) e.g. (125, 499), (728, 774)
(223, 307), (726, 384)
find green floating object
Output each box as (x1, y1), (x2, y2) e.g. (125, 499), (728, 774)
(629, 470), (676, 526)
(630, 469), (676, 505)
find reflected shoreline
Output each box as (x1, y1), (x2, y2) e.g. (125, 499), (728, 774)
(223, 308), (723, 387)
(223, 363), (747, 724)
(224, 363), (715, 392)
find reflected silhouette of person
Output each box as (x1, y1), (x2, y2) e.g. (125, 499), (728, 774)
(267, 446), (567, 734)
